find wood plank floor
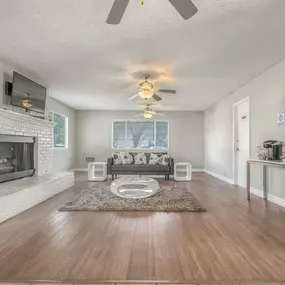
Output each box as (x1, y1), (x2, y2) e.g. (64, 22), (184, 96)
(0, 172), (285, 283)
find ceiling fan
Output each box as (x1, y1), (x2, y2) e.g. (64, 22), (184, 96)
(128, 74), (176, 102)
(135, 104), (165, 119)
(107, 0), (198, 25)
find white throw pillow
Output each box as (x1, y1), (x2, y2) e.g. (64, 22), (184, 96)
(112, 153), (122, 165)
(149, 153), (163, 165)
(120, 152), (133, 164)
(134, 153), (147, 165)
(160, 154), (171, 165)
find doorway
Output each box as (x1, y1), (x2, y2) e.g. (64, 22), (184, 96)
(233, 98), (250, 187)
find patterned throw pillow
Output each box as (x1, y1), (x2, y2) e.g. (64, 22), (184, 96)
(134, 153), (147, 165)
(160, 154), (171, 165)
(112, 153), (122, 165)
(120, 152), (134, 164)
(149, 153), (163, 165)
(149, 153), (171, 165)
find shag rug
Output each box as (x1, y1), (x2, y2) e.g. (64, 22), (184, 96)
(59, 183), (206, 212)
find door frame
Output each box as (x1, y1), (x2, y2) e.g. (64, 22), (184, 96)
(232, 97), (251, 186)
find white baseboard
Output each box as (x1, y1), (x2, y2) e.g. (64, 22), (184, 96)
(192, 169), (205, 172)
(204, 169), (234, 185)
(250, 187), (285, 208)
(70, 168), (88, 172)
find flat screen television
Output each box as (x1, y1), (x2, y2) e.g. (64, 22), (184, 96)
(11, 72), (47, 114)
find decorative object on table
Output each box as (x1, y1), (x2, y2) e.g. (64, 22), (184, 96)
(258, 140), (283, 161)
(88, 162), (107, 182)
(277, 110), (285, 125)
(111, 176), (159, 199)
(59, 182), (206, 212)
(174, 162), (192, 181)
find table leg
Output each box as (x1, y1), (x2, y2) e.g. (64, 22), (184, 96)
(263, 165), (268, 200)
(246, 161), (251, 200)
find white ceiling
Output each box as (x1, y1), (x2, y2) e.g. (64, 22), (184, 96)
(0, 0), (285, 110)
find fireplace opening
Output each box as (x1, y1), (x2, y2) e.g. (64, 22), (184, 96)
(0, 134), (35, 183)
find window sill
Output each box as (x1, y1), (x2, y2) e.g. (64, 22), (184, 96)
(52, 147), (69, 151)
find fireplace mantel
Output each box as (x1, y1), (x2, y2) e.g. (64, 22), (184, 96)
(0, 107), (53, 128)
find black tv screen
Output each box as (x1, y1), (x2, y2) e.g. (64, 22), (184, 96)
(11, 72), (47, 114)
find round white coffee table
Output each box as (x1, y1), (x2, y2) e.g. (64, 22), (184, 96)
(111, 176), (159, 199)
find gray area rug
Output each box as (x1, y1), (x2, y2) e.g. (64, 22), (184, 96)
(59, 183), (206, 212)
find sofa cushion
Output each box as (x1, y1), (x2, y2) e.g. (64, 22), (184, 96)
(149, 153), (162, 165)
(160, 154), (171, 165)
(149, 153), (171, 165)
(120, 152), (134, 164)
(112, 153), (122, 165)
(111, 164), (170, 173)
(134, 153), (147, 165)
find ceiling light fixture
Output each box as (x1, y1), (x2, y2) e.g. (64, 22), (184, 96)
(143, 110), (153, 119)
(139, 90), (154, 100)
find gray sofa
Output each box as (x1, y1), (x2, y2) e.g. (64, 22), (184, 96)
(107, 152), (174, 180)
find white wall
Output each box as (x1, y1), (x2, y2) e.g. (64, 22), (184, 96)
(75, 110), (205, 169)
(47, 97), (76, 172)
(0, 60), (76, 173)
(205, 59), (285, 199)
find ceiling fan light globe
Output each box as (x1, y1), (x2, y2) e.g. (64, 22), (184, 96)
(139, 90), (153, 99)
(143, 110), (153, 119)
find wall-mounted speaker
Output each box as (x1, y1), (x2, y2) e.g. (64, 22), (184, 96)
(5, 82), (12, 96)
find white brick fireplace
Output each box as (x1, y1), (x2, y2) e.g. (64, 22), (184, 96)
(0, 107), (74, 223)
(0, 107), (53, 176)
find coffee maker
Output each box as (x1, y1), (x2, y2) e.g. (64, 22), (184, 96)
(259, 140), (283, 161)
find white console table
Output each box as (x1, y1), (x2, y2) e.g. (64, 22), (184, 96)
(246, 159), (285, 201)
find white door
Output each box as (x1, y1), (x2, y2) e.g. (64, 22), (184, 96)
(236, 99), (250, 187)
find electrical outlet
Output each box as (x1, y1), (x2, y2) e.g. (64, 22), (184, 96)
(86, 157), (95, 163)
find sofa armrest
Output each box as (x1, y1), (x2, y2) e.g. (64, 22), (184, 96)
(107, 157), (113, 174)
(169, 158), (174, 175)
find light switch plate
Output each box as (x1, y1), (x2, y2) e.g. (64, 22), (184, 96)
(277, 110), (285, 125)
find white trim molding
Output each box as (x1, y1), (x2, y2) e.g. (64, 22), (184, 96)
(250, 187), (285, 208)
(204, 169), (234, 185)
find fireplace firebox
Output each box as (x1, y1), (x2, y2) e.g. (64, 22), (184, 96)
(0, 134), (35, 183)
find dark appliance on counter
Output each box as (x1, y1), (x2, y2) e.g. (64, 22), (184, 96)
(262, 140), (283, 161)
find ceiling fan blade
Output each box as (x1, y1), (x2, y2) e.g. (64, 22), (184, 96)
(106, 0), (130, 25)
(153, 112), (165, 117)
(152, 94), (162, 101)
(128, 93), (140, 100)
(157, 89), (176, 94)
(168, 0), (198, 20)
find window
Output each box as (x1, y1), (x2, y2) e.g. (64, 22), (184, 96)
(112, 120), (169, 149)
(48, 111), (68, 148)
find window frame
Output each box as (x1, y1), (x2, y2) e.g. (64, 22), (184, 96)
(48, 111), (69, 149)
(111, 119), (169, 150)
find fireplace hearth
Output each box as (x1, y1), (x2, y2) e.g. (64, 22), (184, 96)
(0, 134), (35, 183)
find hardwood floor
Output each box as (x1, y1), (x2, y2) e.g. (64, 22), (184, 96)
(0, 172), (285, 283)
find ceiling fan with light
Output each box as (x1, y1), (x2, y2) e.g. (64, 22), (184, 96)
(107, 0), (198, 25)
(128, 74), (176, 102)
(135, 104), (165, 119)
